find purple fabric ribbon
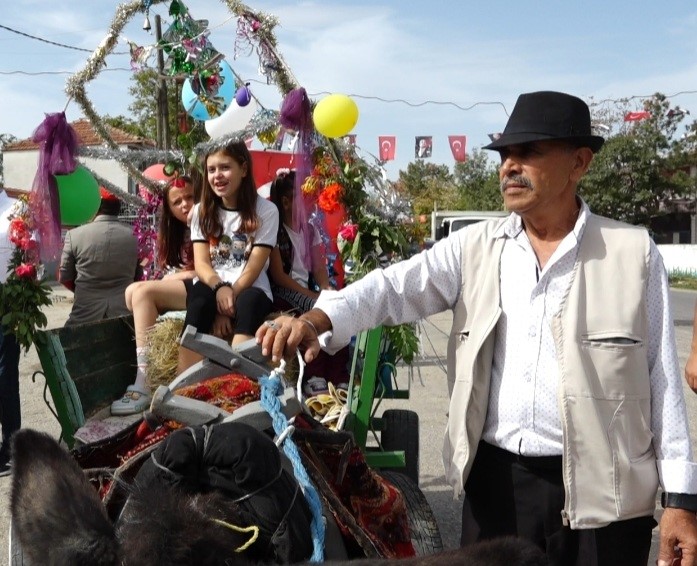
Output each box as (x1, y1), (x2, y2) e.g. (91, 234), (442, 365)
(29, 112), (79, 261)
(280, 88), (313, 270)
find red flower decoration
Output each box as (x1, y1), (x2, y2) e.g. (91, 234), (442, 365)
(317, 183), (343, 213)
(338, 223), (359, 243)
(18, 237), (37, 252)
(8, 218), (29, 245)
(15, 263), (37, 279)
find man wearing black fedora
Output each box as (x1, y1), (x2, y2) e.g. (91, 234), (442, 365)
(257, 91), (697, 565)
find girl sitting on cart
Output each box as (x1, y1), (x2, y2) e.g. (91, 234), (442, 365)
(111, 175), (196, 415)
(177, 140), (278, 374)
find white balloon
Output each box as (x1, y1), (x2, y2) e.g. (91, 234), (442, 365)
(204, 98), (259, 139)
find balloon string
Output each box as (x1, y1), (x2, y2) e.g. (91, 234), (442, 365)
(63, 96), (73, 113)
(227, 65), (266, 111)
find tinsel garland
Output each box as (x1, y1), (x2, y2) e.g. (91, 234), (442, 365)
(66, 0), (297, 196)
(134, 189), (163, 280)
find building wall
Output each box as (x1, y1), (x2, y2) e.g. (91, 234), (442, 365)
(3, 149), (133, 192)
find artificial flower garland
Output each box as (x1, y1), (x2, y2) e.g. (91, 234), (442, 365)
(0, 196), (52, 351)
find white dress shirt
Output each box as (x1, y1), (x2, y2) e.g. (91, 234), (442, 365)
(316, 200), (697, 492)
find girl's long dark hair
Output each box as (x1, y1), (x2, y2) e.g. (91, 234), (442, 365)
(198, 140), (258, 239)
(157, 177), (194, 270)
(269, 170), (295, 218)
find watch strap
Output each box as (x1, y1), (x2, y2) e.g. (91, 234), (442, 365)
(661, 492), (697, 513)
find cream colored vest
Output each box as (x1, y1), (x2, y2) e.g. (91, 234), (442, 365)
(442, 214), (656, 529)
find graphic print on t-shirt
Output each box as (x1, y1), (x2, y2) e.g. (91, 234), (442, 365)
(210, 232), (254, 269)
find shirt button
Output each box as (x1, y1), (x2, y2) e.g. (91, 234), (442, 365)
(528, 326), (536, 337)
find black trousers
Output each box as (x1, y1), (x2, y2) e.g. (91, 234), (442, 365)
(0, 327), (20, 456)
(462, 441), (656, 566)
(184, 282), (272, 337)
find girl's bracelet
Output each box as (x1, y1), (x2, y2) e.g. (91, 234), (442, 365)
(212, 280), (232, 294)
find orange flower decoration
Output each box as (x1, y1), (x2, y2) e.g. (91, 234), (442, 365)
(317, 183), (344, 213)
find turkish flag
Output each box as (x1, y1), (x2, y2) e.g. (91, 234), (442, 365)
(344, 134), (357, 145)
(448, 135), (467, 162)
(379, 136), (396, 161)
(624, 111), (651, 122)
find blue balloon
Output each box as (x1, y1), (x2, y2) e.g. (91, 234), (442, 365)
(181, 59), (235, 121)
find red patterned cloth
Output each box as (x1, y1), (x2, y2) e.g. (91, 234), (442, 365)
(294, 416), (416, 559)
(121, 373), (260, 463)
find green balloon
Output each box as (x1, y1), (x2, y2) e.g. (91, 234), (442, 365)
(55, 165), (101, 226)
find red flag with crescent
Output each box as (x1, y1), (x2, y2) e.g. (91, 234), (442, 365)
(344, 134), (357, 145)
(378, 135), (396, 161)
(448, 135), (467, 162)
(624, 111), (651, 122)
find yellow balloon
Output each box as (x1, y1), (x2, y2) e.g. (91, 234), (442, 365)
(313, 94), (359, 138)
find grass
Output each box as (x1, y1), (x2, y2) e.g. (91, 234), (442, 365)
(669, 270), (697, 291)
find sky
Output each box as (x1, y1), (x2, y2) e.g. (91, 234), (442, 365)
(1, 0), (697, 180)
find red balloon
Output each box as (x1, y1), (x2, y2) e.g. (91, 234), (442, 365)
(139, 163), (173, 198)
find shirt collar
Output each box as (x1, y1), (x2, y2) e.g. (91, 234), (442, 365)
(492, 197), (590, 243)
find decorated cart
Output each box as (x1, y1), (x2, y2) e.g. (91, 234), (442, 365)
(5, 0), (437, 563)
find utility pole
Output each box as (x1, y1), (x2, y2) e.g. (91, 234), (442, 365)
(155, 15), (170, 149)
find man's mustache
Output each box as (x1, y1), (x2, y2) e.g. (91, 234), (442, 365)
(500, 175), (534, 192)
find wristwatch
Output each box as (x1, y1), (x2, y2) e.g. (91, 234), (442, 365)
(661, 492), (697, 513)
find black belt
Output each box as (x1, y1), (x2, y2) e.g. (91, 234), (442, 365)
(477, 441), (562, 471)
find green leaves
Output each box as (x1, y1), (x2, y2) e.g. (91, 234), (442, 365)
(0, 276), (52, 353)
(384, 323), (420, 366)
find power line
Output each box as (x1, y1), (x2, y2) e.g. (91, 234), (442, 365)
(0, 23), (128, 55)
(2, 64), (697, 117)
(311, 91), (511, 116)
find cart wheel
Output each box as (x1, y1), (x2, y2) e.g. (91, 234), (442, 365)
(9, 521), (27, 566)
(380, 470), (444, 556)
(380, 409), (419, 485)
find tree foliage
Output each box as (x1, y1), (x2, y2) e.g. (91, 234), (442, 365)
(397, 161), (459, 215)
(580, 93), (696, 227)
(104, 69), (207, 160)
(452, 148), (503, 211)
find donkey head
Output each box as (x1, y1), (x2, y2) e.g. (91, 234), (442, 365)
(10, 429), (263, 566)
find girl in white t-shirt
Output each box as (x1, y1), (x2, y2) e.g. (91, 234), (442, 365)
(267, 170), (349, 389)
(178, 140), (279, 373)
(268, 170), (332, 314)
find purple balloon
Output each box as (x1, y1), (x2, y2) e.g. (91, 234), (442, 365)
(235, 85), (252, 107)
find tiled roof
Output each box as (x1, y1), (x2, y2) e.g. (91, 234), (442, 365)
(3, 188), (29, 199)
(5, 119), (155, 151)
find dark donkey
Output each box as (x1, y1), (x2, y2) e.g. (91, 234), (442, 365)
(10, 428), (547, 566)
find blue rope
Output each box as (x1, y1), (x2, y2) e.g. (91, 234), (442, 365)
(259, 374), (325, 562)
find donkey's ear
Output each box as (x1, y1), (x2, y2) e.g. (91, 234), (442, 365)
(11, 429), (120, 566)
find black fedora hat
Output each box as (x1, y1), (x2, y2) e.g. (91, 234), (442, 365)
(484, 91), (605, 153)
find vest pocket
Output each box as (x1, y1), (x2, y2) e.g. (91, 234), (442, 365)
(581, 332), (643, 350)
(607, 398), (657, 517)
